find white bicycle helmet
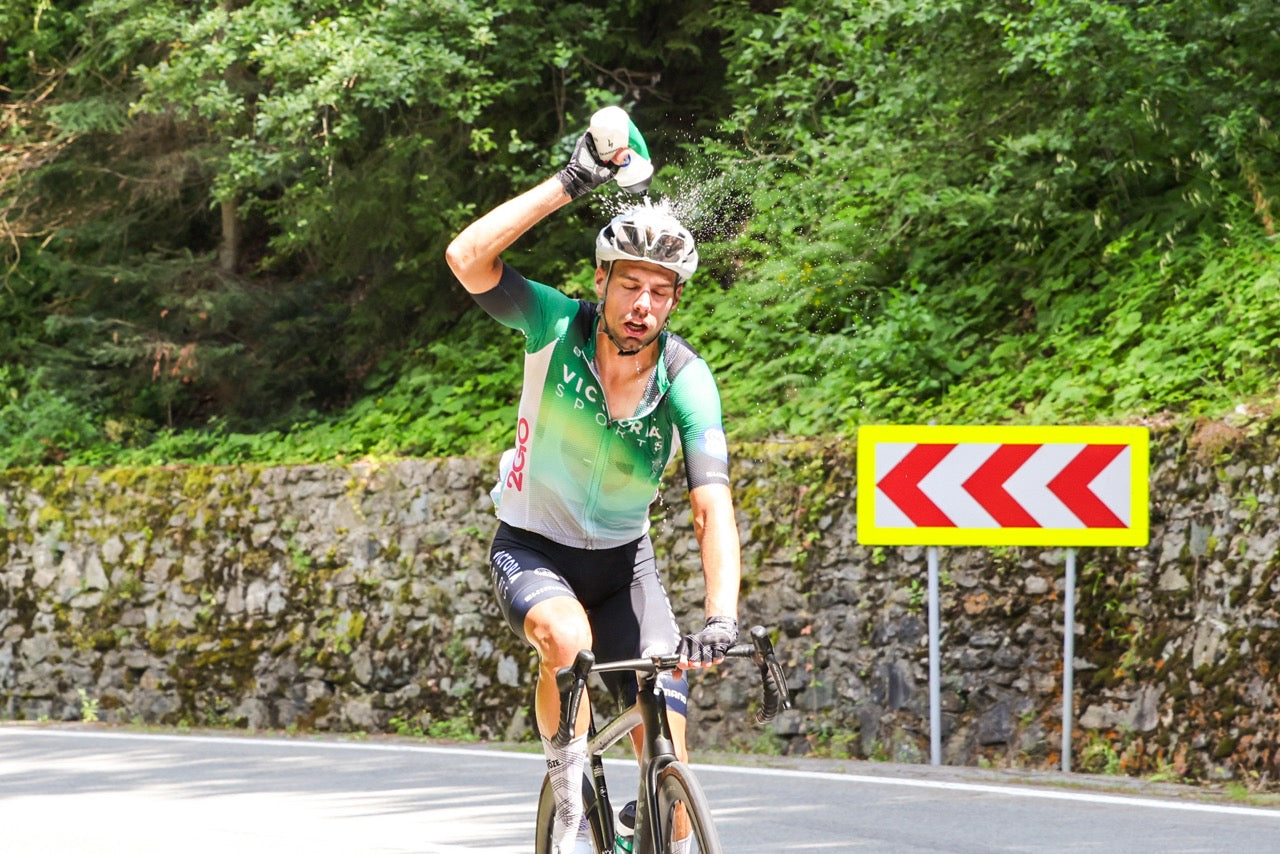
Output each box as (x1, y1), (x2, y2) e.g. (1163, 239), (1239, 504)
(595, 206), (698, 284)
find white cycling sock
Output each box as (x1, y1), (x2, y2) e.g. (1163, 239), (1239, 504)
(670, 835), (693, 854)
(542, 733), (588, 846)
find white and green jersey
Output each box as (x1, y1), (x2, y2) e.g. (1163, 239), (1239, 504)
(475, 263), (730, 549)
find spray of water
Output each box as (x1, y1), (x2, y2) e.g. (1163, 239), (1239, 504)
(592, 133), (879, 432)
(599, 156), (757, 248)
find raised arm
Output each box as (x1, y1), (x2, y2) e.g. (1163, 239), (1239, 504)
(444, 178), (570, 294)
(444, 131), (621, 294)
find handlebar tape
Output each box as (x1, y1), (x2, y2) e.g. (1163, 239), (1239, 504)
(746, 625), (792, 724)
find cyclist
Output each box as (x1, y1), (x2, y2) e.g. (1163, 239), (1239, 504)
(445, 126), (741, 853)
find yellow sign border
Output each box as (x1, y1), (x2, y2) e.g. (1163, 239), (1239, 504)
(856, 425), (1150, 547)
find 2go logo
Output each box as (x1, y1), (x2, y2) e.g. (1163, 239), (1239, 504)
(505, 417), (531, 491)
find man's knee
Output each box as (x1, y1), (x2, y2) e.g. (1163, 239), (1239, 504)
(525, 597), (592, 665)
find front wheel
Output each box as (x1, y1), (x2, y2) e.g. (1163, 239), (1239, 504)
(534, 771), (610, 853)
(654, 761), (722, 854)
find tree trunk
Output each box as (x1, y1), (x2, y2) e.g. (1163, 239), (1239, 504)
(219, 197), (241, 274)
(218, 0), (243, 274)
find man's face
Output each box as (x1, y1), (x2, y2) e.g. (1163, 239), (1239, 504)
(594, 259), (682, 356)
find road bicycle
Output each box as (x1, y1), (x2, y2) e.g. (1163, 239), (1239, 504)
(533, 625), (791, 854)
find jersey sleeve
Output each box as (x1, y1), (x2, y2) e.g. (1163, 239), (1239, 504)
(470, 262), (579, 352)
(666, 358), (731, 491)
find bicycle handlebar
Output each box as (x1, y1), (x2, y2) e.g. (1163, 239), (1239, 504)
(552, 625), (792, 747)
(744, 625), (793, 725)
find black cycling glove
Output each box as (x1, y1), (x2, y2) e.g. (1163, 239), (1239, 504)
(555, 131), (618, 200)
(676, 616), (739, 667)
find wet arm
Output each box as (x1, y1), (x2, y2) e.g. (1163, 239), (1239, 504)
(444, 177), (571, 294)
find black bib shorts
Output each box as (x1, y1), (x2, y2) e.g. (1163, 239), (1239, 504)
(489, 521), (688, 714)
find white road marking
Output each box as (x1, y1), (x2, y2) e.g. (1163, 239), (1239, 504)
(7, 727), (1277, 821)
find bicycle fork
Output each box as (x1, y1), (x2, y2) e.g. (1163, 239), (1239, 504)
(632, 677), (677, 854)
(587, 721), (616, 850)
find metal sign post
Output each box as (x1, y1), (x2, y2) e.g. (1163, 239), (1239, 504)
(927, 545), (942, 766)
(1062, 546), (1077, 772)
(856, 425), (1149, 768)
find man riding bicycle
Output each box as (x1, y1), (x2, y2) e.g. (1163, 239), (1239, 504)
(445, 121), (742, 854)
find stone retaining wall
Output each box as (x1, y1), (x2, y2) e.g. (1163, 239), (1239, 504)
(1, 417), (1277, 785)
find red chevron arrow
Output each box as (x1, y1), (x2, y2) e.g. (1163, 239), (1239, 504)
(1047, 444), (1127, 527)
(876, 443), (956, 527)
(962, 444), (1041, 527)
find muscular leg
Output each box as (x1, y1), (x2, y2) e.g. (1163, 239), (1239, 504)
(523, 595), (594, 738)
(490, 526), (676, 850)
(668, 703), (690, 763)
(522, 595), (596, 852)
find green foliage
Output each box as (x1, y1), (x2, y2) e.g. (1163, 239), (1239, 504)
(119, 0), (500, 206)
(1078, 731), (1122, 775)
(676, 0), (1280, 434)
(2, 0), (740, 459)
(77, 688), (101, 723)
(424, 713), (481, 742)
(0, 365), (102, 467)
(0, 2), (87, 88)
(77, 306), (525, 466)
(4, 1), (1280, 466)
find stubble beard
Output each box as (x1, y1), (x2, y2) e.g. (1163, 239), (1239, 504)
(602, 315), (657, 357)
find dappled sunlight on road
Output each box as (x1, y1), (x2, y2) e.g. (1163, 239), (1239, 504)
(0, 728), (544, 853)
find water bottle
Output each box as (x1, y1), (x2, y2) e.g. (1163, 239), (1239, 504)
(613, 799), (637, 853)
(588, 106), (654, 194)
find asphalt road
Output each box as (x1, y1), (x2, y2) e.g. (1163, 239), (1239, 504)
(2, 725), (1278, 853)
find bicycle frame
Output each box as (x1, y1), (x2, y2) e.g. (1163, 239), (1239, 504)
(546, 627), (789, 853)
(579, 668), (680, 854)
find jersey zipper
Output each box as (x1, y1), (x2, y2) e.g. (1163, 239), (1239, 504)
(580, 324), (669, 547)
(582, 424), (614, 549)
(582, 357), (618, 548)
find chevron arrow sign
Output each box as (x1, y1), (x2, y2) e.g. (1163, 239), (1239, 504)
(856, 425), (1150, 546)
